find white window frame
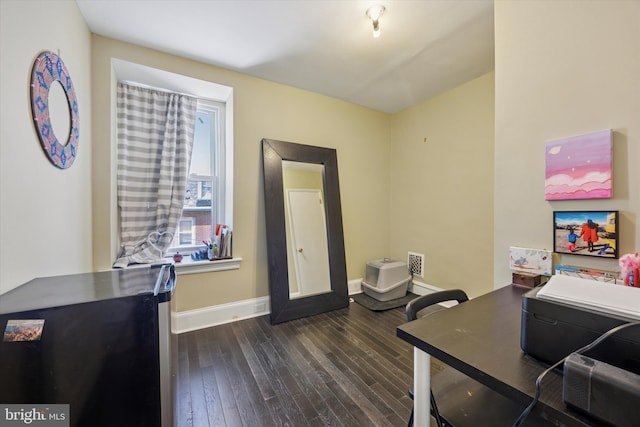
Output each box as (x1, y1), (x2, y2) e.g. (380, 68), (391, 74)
(112, 59), (239, 273)
(177, 217), (196, 246)
(200, 99), (226, 231)
(168, 99), (225, 254)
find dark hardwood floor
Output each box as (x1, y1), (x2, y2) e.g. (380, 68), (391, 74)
(176, 300), (446, 427)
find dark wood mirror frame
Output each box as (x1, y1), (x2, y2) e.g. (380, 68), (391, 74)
(262, 138), (349, 324)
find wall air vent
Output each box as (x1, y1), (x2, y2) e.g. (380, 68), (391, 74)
(408, 252), (424, 277)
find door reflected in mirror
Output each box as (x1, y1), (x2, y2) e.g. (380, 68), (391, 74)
(262, 138), (348, 324)
(282, 161), (331, 299)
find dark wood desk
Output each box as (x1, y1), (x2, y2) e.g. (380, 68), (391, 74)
(397, 285), (601, 427)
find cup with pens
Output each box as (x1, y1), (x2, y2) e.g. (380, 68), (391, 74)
(204, 224), (233, 260)
(202, 240), (217, 260)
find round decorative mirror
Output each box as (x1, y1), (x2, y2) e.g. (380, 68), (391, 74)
(30, 51), (79, 169)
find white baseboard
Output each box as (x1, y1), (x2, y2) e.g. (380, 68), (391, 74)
(349, 278), (363, 295)
(349, 277), (448, 300)
(410, 280), (461, 307)
(350, 278), (444, 296)
(172, 296), (270, 334)
(409, 279), (443, 295)
(173, 278), (407, 333)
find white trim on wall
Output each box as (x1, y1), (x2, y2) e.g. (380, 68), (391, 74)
(348, 278), (363, 295)
(172, 296), (270, 333)
(410, 279), (459, 307)
(409, 279), (443, 295)
(350, 278), (447, 297)
(173, 278), (370, 333)
(171, 278), (451, 333)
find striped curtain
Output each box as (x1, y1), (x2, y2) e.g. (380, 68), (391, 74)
(114, 83), (197, 268)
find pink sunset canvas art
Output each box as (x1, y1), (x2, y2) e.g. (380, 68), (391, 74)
(545, 129), (613, 200)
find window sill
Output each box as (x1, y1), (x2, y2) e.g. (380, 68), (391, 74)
(172, 257), (242, 275)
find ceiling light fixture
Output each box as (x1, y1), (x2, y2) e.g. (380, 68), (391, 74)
(366, 4), (386, 38)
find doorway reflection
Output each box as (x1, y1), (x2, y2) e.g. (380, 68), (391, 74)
(282, 161), (331, 299)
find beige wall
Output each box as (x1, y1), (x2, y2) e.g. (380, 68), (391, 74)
(389, 72), (495, 298)
(90, 36), (391, 311)
(494, 0), (640, 287)
(6, 1), (636, 313)
(0, 0), (93, 293)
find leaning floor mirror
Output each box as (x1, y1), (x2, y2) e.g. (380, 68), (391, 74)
(262, 138), (349, 324)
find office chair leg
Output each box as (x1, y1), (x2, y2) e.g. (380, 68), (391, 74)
(407, 391), (445, 427)
(431, 391), (445, 427)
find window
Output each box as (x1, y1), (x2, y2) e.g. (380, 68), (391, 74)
(177, 217), (195, 245)
(112, 59), (237, 272)
(170, 99), (226, 252)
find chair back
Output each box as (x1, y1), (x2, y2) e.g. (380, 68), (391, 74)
(406, 289), (469, 321)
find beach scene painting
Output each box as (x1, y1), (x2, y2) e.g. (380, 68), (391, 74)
(553, 210), (618, 259)
(545, 129), (612, 200)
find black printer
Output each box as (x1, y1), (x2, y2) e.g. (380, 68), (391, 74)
(521, 276), (640, 427)
(521, 285), (640, 371)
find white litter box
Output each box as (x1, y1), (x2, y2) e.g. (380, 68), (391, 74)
(361, 259), (411, 302)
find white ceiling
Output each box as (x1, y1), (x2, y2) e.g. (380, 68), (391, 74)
(76, 0), (495, 114)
